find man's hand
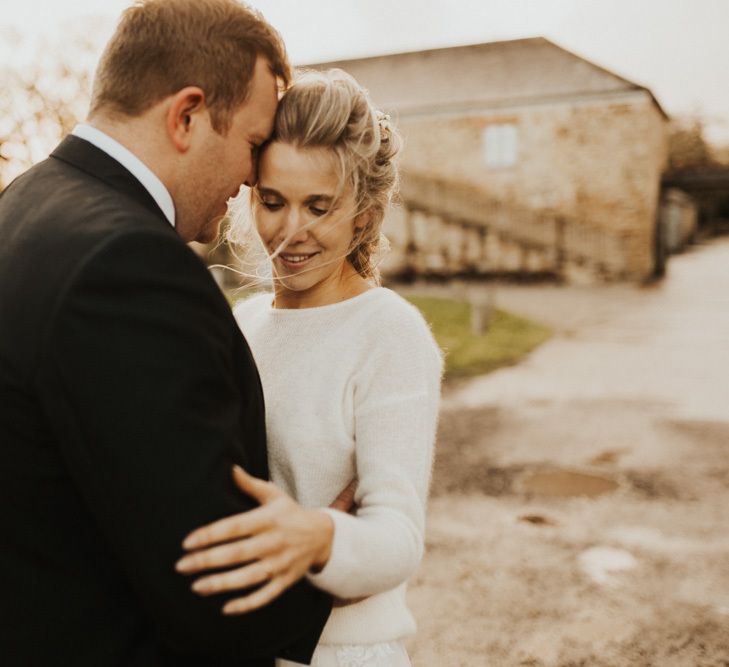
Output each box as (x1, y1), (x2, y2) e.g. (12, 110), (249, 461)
(175, 466), (333, 615)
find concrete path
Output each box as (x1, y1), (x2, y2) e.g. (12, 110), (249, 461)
(404, 239), (729, 666)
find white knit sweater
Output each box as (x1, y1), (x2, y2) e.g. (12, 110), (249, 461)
(233, 287), (442, 645)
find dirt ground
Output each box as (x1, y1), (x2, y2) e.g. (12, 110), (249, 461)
(403, 240), (729, 666)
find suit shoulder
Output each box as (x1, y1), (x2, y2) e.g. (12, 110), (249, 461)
(39, 229), (231, 361)
(69, 227), (214, 292)
(1, 154), (173, 241)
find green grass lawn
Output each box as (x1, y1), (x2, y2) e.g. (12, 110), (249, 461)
(405, 295), (551, 378)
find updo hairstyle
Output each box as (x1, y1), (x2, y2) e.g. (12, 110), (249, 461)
(256, 68), (402, 282)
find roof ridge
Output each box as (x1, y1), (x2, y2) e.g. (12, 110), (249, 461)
(303, 36), (667, 120)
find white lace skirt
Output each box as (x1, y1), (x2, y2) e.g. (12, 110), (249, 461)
(276, 640), (411, 667)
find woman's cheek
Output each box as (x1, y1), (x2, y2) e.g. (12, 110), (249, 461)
(255, 216), (275, 244)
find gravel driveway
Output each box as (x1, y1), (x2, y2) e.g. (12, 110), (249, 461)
(404, 239), (729, 666)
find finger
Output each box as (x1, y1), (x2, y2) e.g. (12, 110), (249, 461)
(221, 575), (292, 615)
(329, 478), (357, 511)
(232, 465), (280, 503)
(191, 559), (276, 596)
(329, 494), (354, 512)
(182, 507), (273, 550)
(332, 478), (357, 504)
(176, 531), (283, 574)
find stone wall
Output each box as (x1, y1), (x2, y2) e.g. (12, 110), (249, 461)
(385, 90), (668, 282)
(380, 173), (631, 284)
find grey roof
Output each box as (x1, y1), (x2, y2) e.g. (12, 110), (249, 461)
(305, 37), (667, 119)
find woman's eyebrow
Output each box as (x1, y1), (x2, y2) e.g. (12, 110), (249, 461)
(257, 189), (335, 204)
(304, 194), (335, 204)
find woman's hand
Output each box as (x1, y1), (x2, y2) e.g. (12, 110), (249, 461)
(329, 477), (358, 513)
(175, 465), (334, 615)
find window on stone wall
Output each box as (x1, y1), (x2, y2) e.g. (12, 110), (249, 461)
(482, 123), (518, 168)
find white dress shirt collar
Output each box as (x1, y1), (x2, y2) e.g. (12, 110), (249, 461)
(71, 123), (176, 227)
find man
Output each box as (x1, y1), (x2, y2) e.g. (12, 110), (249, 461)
(0, 1), (337, 664)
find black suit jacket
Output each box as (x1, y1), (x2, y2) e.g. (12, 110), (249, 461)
(0, 135), (331, 666)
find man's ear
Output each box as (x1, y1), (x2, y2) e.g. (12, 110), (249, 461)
(166, 86), (207, 153)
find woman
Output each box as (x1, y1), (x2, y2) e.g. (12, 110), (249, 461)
(190, 69), (442, 667)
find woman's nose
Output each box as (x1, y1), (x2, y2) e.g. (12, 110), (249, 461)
(283, 210), (309, 243)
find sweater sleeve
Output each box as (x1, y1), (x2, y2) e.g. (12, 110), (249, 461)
(307, 300), (443, 598)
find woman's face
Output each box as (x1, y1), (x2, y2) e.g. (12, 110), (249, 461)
(254, 142), (364, 305)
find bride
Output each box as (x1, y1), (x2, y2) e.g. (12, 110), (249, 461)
(180, 68), (442, 667)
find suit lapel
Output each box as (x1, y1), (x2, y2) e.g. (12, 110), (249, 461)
(50, 135), (171, 227)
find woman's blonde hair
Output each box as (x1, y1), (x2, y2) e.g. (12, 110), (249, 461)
(247, 68), (402, 282)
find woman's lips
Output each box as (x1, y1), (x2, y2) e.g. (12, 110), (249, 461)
(278, 252), (319, 269)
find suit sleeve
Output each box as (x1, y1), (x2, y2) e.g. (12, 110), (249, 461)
(35, 229), (331, 663)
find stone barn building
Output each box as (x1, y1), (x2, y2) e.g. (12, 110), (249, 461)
(308, 38), (669, 283)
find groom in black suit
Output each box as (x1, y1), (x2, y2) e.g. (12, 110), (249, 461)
(0, 1), (335, 665)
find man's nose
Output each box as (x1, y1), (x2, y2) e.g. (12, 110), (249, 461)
(243, 157), (259, 188)
(243, 168), (257, 188)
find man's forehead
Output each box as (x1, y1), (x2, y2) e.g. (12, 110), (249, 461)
(238, 101), (276, 141)
(251, 70), (278, 139)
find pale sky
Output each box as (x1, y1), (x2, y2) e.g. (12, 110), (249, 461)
(2, 0), (728, 142)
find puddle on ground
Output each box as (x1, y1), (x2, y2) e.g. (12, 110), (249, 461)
(519, 469), (619, 498)
(518, 513), (557, 526)
(589, 449), (626, 465)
